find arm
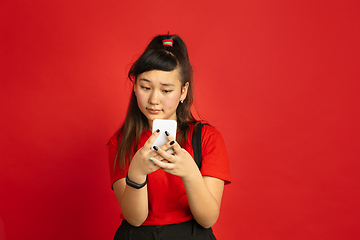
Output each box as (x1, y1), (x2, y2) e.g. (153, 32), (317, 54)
(113, 175), (148, 227)
(112, 131), (161, 227)
(183, 174), (224, 228)
(151, 140), (225, 228)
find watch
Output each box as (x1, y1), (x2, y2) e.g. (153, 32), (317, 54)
(126, 173), (148, 189)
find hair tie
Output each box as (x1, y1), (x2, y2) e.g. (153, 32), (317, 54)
(162, 39), (173, 47)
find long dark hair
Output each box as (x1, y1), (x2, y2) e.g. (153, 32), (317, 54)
(115, 34), (199, 171)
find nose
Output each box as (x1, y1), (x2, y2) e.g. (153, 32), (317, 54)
(149, 90), (160, 104)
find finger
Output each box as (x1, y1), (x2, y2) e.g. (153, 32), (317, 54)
(164, 146), (175, 155)
(150, 156), (174, 169)
(150, 153), (167, 162)
(157, 131), (175, 151)
(164, 131), (175, 142)
(167, 139), (182, 153)
(152, 144), (175, 163)
(157, 137), (176, 154)
(153, 145), (174, 155)
(143, 129), (161, 150)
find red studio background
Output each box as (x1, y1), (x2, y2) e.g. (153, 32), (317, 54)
(1, 1), (359, 239)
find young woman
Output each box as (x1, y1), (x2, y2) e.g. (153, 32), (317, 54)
(108, 34), (231, 240)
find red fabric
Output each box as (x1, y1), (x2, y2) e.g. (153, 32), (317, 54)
(108, 123), (231, 225)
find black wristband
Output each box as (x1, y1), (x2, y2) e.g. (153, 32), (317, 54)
(126, 173), (148, 189)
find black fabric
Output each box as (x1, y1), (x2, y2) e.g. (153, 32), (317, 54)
(192, 123), (205, 169)
(114, 219), (216, 240)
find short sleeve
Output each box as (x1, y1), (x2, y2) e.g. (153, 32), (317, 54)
(199, 125), (231, 184)
(108, 134), (128, 189)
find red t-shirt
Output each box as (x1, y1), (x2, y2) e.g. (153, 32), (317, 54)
(108, 123), (231, 225)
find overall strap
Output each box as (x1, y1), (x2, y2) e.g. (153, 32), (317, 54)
(192, 123), (204, 169)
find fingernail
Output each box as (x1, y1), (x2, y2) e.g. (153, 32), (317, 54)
(170, 140), (175, 145)
(156, 129), (160, 133)
(149, 157), (154, 162)
(165, 131), (170, 136)
(170, 148), (174, 152)
(153, 146), (159, 151)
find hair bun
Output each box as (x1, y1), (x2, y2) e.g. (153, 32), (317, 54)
(162, 39), (173, 47)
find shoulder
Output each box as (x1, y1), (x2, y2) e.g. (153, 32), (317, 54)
(186, 122), (223, 139)
(187, 122), (226, 148)
(108, 128), (151, 147)
(200, 123), (224, 143)
(201, 124), (222, 135)
(195, 123), (231, 184)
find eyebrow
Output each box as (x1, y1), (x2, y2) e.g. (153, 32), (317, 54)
(139, 78), (175, 87)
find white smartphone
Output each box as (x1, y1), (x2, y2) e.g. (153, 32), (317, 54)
(152, 119), (177, 148)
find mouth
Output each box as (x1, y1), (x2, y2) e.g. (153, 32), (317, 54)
(147, 108), (162, 114)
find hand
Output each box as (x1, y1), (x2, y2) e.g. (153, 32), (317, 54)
(127, 130), (162, 182)
(150, 133), (200, 180)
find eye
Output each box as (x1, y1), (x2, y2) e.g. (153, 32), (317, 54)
(162, 89), (173, 93)
(141, 86), (150, 90)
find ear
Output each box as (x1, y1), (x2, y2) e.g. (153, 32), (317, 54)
(180, 82), (189, 102)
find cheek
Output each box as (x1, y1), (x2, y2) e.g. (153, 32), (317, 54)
(164, 93), (181, 108)
(135, 92), (148, 108)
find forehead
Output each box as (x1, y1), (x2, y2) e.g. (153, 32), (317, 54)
(137, 69), (181, 85)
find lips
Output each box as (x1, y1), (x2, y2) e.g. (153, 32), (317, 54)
(147, 108), (162, 114)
